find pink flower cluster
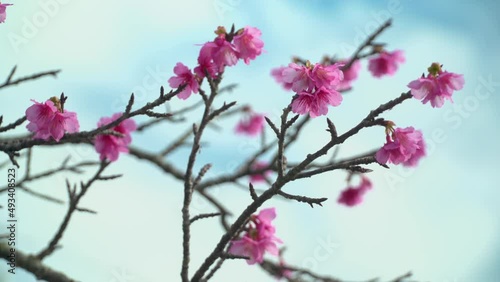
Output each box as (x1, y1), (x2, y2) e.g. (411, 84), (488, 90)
(272, 62), (344, 117)
(376, 125), (426, 167)
(25, 98), (80, 142)
(229, 207), (282, 265)
(94, 113), (137, 162)
(338, 176), (372, 207)
(408, 63), (465, 108)
(368, 50), (405, 78)
(235, 110), (265, 136)
(0, 2), (12, 23)
(169, 26), (264, 100)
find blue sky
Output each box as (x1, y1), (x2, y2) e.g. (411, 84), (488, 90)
(1, 0), (499, 281)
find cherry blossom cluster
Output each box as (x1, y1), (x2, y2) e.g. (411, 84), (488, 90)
(0, 2), (12, 23)
(408, 62), (465, 108)
(376, 122), (426, 167)
(271, 61), (344, 117)
(169, 25), (264, 100)
(229, 208), (282, 265)
(26, 97), (80, 142)
(25, 96), (136, 162)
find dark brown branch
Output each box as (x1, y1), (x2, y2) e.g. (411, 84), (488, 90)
(342, 19), (392, 71)
(277, 191), (327, 207)
(36, 161), (110, 260)
(0, 116), (27, 133)
(190, 212), (222, 224)
(0, 66), (61, 90)
(0, 243), (77, 282)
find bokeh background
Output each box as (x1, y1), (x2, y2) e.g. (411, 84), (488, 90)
(1, 0), (499, 281)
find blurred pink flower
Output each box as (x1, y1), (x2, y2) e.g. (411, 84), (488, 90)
(0, 3), (13, 24)
(94, 113), (136, 162)
(235, 112), (265, 136)
(233, 26), (264, 64)
(376, 126), (425, 165)
(338, 176), (372, 207)
(337, 60), (361, 90)
(26, 99), (80, 142)
(408, 64), (464, 108)
(368, 50), (405, 78)
(291, 87), (343, 118)
(229, 207), (282, 265)
(249, 161), (271, 184)
(271, 67), (293, 90)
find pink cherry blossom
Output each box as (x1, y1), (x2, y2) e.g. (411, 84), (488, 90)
(229, 207), (282, 265)
(249, 161), (271, 184)
(281, 63), (314, 92)
(338, 176), (372, 207)
(402, 138), (426, 167)
(368, 50), (405, 78)
(376, 126), (425, 165)
(168, 63), (199, 100)
(198, 36), (239, 74)
(25, 99), (80, 142)
(310, 63), (344, 90)
(233, 26), (264, 64)
(271, 67), (293, 90)
(0, 3), (13, 24)
(337, 60), (361, 90)
(235, 112), (265, 136)
(94, 113), (137, 162)
(408, 67), (464, 108)
(291, 87), (343, 118)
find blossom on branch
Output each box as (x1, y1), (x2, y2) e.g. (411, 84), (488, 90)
(0, 2), (12, 24)
(338, 176), (372, 207)
(376, 124), (426, 166)
(94, 113), (137, 162)
(168, 62), (199, 100)
(25, 97), (80, 142)
(233, 26), (264, 64)
(229, 207), (282, 264)
(272, 61), (344, 117)
(408, 62), (465, 108)
(235, 110), (265, 136)
(368, 50), (405, 78)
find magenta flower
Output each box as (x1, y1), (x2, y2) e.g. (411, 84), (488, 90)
(249, 161), (272, 184)
(376, 126), (425, 166)
(229, 207), (282, 265)
(25, 98), (80, 142)
(198, 36), (239, 74)
(0, 3), (13, 24)
(194, 47), (218, 79)
(168, 62), (199, 100)
(271, 67), (293, 90)
(408, 63), (464, 108)
(281, 63), (314, 92)
(337, 60), (361, 90)
(338, 176), (372, 207)
(402, 138), (426, 167)
(235, 112), (265, 136)
(94, 113), (136, 162)
(310, 63), (344, 90)
(291, 87), (343, 118)
(233, 26), (264, 64)
(368, 50), (405, 78)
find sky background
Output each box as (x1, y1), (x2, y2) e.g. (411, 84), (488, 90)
(1, 0), (499, 281)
